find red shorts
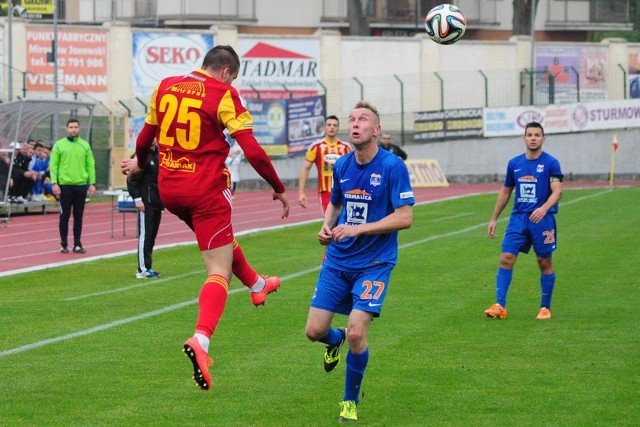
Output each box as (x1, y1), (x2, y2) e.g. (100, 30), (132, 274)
(161, 189), (234, 251)
(319, 191), (331, 214)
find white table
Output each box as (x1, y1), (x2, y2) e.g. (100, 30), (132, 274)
(103, 190), (137, 238)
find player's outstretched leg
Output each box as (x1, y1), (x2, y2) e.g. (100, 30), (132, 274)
(250, 276), (280, 306)
(484, 303), (508, 319)
(338, 400), (358, 422)
(182, 274), (228, 390)
(231, 240), (281, 306)
(183, 337), (213, 390)
(536, 307), (551, 320)
(324, 327), (347, 372)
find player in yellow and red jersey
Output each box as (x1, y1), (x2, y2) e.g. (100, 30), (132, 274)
(121, 45), (289, 391)
(298, 115), (351, 213)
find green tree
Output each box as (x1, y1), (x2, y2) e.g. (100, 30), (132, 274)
(589, 0), (639, 42)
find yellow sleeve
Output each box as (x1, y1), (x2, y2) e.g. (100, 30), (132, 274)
(145, 86), (160, 126)
(218, 91), (254, 135)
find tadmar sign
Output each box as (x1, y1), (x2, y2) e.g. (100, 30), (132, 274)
(238, 39), (320, 100)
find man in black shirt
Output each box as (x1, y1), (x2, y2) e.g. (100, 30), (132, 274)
(379, 133), (407, 160)
(128, 141), (163, 278)
(9, 142), (37, 203)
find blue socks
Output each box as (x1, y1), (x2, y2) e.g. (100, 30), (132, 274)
(495, 268), (555, 310)
(344, 348), (368, 403)
(319, 327), (344, 346)
(540, 272), (555, 309)
(496, 267), (513, 307)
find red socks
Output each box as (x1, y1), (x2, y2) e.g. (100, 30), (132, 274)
(232, 239), (259, 288)
(195, 274), (229, 338)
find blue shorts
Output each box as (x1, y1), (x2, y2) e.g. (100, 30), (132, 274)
(310, 264), (393, 317)
(502, 213), (557, 257)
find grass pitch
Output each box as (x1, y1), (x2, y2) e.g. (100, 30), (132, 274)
(0, 186), (638, 426)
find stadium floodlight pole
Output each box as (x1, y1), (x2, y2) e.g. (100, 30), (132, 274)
(53, 0), (59, 141)
(530, 0), (536, 72)
(53, 0), (59, 99)
(8, 1), (27, 101)
(529, 0), (537, 105)
(8, 0), (13, 101)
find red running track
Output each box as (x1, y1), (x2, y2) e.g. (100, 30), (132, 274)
(0, 182), (633, 277)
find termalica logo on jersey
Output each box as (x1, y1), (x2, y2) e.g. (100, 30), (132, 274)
(238, 39), (320, 100)
(345, 190), (372, 201)
(518, 175), (537, 182)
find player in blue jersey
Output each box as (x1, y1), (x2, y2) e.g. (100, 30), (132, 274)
(484, 121), (563, 320)
(304, 101), (414, 422)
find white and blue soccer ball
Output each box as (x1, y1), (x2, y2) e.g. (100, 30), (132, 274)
(424, 4), (466, 45)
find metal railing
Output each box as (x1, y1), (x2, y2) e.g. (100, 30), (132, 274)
(546, 0), (631, 27)
(321, 0), (499, 27)
(39, 0), (257, 26)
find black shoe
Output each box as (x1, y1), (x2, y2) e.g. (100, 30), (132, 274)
(72, 245), (86, 254)
(60, 245), (69, 254)
(323, 327), (347, 373)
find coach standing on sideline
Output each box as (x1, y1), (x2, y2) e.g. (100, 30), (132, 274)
(50, 118), (96, 254)
(378, 133), (407, 160)
(127, 141), (163, 279)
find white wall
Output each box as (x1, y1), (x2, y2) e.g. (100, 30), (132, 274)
(255, 0), (323, 27)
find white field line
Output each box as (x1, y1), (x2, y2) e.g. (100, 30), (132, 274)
(0, 267), (321, 358)
(0, 189), (611, 357)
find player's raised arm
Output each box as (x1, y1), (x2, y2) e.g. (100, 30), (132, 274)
(234, 131), (289, 218)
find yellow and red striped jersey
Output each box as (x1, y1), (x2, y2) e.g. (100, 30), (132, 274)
(145, 69), (255, 196)
(305, 139), (351, 193)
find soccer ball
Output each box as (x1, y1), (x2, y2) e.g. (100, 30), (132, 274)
(424, 4), (466, 45)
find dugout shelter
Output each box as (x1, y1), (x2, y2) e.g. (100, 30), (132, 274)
(0, 99), (96, 225)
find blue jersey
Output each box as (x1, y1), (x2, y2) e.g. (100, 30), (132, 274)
(32, 157), (50, 174)
(324, 148), (415, 271)
(504, 152), (563, 214)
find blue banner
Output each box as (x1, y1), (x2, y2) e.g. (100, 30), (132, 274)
(286, 95), (326, 156)
(247, 99), (289, 158)
(246, 95), (326, 158)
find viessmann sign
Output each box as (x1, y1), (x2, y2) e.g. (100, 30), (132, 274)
(26, 29), (108, 93)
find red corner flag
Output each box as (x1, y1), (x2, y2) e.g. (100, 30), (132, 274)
(609, 133), (618, 186)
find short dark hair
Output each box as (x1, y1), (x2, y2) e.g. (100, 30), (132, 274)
(525, 121), (544, 136)
(354, 101), (380, 122)
(326, 115), (339, 125)
(67, 118), (79, 126)
(202, 45), (241, 74)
